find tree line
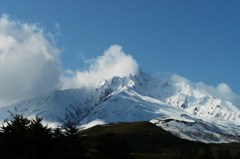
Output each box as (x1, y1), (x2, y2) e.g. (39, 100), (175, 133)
(0, 115), (134, 159)
(1, 115), (240, 159)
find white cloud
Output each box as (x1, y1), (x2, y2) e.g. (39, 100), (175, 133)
(198, 82), (240, 106)
(170, 74), (189, 84)
(60, 45), (139, 89)
(0, 14), (61, 106)
(0, 14), (238, 110)
(171, 74), (240, 106)
(216, 83), (232, 94)
(0, 14), (139, 106)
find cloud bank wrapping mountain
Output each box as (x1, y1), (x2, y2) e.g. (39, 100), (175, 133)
(1, 15), (240, 143)
(0, 14), (140, 106)
(60, 44), (139, 89)
(2, 14), (239, 107)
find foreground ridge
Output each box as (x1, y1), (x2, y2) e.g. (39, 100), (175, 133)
(2, 116), (240, 159)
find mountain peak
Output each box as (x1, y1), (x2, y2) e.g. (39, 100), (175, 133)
(0, 71), (240, 143)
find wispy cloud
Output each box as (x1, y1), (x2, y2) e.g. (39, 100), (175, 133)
(197, 82), (240, 107)
(171, 74), (240, 107)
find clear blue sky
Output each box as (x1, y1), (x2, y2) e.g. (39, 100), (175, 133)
(0, 0), (240, 94)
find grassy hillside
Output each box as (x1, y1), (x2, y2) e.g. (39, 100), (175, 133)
(81, 121), (240, 159)
(82, 121), (204, 151)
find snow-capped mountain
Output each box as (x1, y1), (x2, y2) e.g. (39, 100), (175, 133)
(0, 71), (240, 143)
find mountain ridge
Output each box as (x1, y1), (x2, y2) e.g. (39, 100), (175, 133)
(0, 71), (240, 143)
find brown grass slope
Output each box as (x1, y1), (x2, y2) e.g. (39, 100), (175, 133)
(81, 121), (240, 159)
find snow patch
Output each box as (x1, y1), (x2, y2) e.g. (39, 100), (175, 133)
(79, 119), (106, 130)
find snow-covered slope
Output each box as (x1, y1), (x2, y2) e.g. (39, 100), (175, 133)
(0, 72), (240, 143)
(0, 88), (94, 125)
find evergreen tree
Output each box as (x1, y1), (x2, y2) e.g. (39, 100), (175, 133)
(28, 116), (54, 159)
(53, 121), (87, 159)
(0, 115), (54, 159)
(0, 115), (31, 159)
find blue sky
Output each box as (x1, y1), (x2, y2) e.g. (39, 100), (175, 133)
(0, 0), (240, 98)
